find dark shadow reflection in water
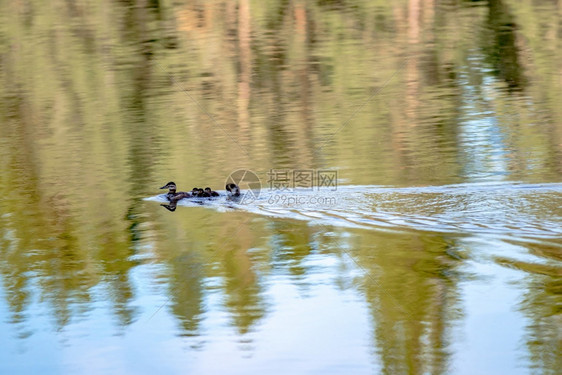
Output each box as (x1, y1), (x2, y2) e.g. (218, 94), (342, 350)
(482, 0), (527, 91)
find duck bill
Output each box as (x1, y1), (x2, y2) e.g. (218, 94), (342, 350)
(160, 185), (168, 189)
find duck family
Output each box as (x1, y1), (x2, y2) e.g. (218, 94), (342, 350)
(159, 181), (237, 201)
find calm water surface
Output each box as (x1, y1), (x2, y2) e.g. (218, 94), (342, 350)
(1, 1), (562, 374)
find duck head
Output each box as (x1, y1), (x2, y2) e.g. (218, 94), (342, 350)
(226, 183), (241, 197)
(160, 181), (177, 192)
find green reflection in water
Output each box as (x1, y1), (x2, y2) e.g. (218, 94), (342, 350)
(0, 0), (561, 374)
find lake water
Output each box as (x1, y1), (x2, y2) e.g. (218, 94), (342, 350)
(1, 1), (562, 374)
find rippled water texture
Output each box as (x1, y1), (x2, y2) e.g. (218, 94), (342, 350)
(1, 1), (562, 374)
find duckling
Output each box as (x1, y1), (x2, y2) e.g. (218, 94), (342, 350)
(188, 187), (208, 198)
(160, 181), (190, 201)
(226, 183), (241, 197)
(205, 187), (220, 197)
(197, 188), (211, 197)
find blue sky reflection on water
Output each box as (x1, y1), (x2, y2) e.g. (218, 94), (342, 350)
(2, 223), (560, 374)
(1, 0), (562, 374)
(1, 253), (375, 374)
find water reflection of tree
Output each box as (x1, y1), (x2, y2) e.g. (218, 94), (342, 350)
(0, 91), (97, 331)
(522, 273), (562, 373)
(167, 252), (205, 335)
(222, 243), (266, 335)
(358, 233), (463, 375)
(498, 242), (562, 374)
(481, 0), (527, 91)
(218, 216), (267, 335)
(157, 211), (268, 338)
(269, 220), (315, 286)
(0, 0), (561, 370)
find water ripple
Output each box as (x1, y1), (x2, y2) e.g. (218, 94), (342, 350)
(146, 182), (562, 242)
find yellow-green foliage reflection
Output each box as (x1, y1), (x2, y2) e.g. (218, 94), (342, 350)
(0, 0), (561, 373)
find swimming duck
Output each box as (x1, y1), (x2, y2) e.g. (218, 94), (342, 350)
(197, 188), (211, 197)
(160, 181), (191, 201)
(226, 183), (241, 197)
(205, 187), (220, 197)
(189, 187), (208, 197)
(160, 182), (239, 202)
